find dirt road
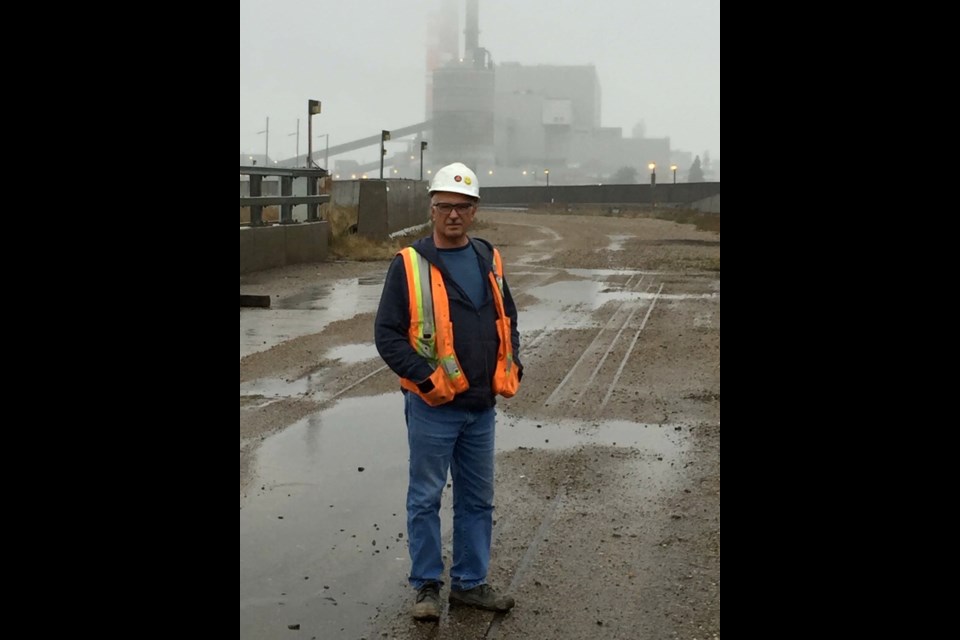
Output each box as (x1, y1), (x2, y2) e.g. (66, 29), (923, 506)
(240, 209), (720, 639)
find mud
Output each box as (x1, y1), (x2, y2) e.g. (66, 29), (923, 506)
(240, 209), (720, 639)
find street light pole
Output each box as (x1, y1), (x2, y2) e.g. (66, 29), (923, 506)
(306, 100), (321, 220)
(648, 163), (657, 207)
(380, 130), (391, 179)
(670, 164), (678, 184)
(420, 141), (428, 180)
(307, 100), (321, 167)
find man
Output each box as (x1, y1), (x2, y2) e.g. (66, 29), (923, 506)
(374, 162), (523, 621)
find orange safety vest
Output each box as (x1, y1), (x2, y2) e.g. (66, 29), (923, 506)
(398, 245), (520, 406)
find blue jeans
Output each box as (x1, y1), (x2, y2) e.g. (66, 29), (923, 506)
(404, 392), (496, 591)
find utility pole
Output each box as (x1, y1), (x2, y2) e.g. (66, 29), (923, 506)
(307, 100), (321, 167)
(648, 163), (657, 207)
(306, 100), (322, 219)
(380, 130), (391, 179)
(420, 141), (428, 180)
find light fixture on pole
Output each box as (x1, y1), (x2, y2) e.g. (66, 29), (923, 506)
(544, 169), (550, 187)
(307, 100), (321, 167)
(420, 141), (428, 180)
(306, 100), (321, 221)
(670, 164), (678, 184)
(380, 130), (391, 179)
(648, 163), (657, 207)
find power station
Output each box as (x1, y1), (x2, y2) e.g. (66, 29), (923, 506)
(271, 0), (685, 185)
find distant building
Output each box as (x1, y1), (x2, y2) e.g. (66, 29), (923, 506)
(265, 1), (718, 187)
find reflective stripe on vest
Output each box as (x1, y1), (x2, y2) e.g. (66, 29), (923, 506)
(398, 247), (468, 406)
(489, 248), (519, 398)
(396, 246), (520, 405)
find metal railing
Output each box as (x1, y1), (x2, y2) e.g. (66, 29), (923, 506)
(239, 165), (330, 226)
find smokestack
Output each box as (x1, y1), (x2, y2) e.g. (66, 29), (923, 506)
(426, 1), (459, 120)
(464, 0), (479, 61)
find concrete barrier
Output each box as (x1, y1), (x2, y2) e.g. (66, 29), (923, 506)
(239, 221), (329, 274)
(689, 194), (720, 213)
(354, 180), (430, 239)
(479, 182), (721, 209)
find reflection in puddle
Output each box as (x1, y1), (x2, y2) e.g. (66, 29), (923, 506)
(240, 277), (383, 360)
(240, 376), (315, 401)
(240, 393), (690, 638)
(525, 279), (716, 319)
(248, 395), (688, 489)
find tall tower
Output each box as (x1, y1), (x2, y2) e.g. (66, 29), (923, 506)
(464, 0), (479, 61)
(425, 1), (459, 122)
(430, 0), (495, 169)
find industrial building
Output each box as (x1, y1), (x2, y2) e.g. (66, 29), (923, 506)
(268, 0), (689, 186)
(393, 0), (671, 186)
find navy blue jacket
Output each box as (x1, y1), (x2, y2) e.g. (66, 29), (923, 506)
(374, 236), (522, 410)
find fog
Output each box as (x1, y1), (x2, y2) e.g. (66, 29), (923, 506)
(239, 0), (719, 168)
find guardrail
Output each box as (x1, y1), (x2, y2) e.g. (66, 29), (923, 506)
(239, 165), (330, 226)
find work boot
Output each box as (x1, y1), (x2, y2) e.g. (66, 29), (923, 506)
(448, 584), (515, 612)
(412, 581), (441, 621)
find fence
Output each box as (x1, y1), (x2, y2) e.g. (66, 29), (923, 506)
(239, 165), (330, 225)
(239, 165), (332, 274)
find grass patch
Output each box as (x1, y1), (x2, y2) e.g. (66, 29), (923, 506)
(649, 208), (720, 234)
(325, 205), (423, 261)
(324, 210), (493, 261)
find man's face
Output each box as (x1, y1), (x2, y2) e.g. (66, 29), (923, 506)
(430, 191), (477, 245)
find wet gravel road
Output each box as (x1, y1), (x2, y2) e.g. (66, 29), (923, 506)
(240, 209), (720, 639)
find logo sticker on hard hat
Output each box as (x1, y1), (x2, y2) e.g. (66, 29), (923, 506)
(464, 177), (472, 185)
(454, 175), (462, 182)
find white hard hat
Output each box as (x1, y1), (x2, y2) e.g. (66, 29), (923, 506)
(428, 162), (480, 200)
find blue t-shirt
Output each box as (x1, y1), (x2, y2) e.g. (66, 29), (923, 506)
(438, 243), (485, 309)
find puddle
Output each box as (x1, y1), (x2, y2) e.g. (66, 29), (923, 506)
(240, 345), (383, 403)
(497, 412), (689, 487)
(240, 376), (315, 402)
(240, 278), (383, 360)
(524, 279), (716, 321)
(240, 393), (689, 639)
(606, 234), (631, 251)
(324, 342), (379, 364)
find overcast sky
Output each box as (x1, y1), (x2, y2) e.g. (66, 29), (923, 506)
(239, 0), (720, 165)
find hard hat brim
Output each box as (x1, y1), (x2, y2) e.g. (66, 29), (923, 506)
(427, 186), (481, 201)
